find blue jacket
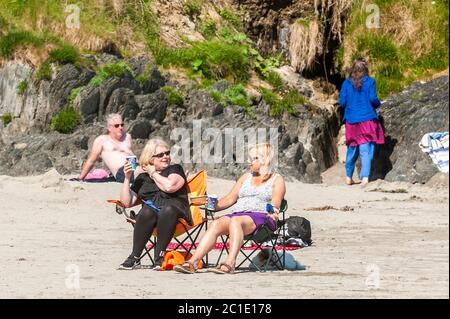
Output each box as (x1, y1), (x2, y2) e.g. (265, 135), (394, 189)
(338, 76), (381, 124)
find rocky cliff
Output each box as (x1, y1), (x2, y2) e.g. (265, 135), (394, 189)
(232, 0), (350, 77)
(372, 75), (449, 183)
(1, 55), (447, 183)
(0, 0), (447, 184)
(0, 56), (340, 182)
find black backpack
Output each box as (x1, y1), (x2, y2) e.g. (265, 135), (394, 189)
(285, 216), (312, 245)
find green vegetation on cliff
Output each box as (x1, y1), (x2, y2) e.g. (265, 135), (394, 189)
(338, 0), (449, 99)
(260, 87), (307, 118)
(0, 30), (45, 58)
(50, 106), (81, 134)
(2, 112), (12, 126)
(157, 38), (251, 83)
(1, 0), (447, 107)
(89, 61), (132, 87)
(161, 86), (184, 107)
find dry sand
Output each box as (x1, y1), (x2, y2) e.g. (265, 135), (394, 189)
(0, 168), (448, 299)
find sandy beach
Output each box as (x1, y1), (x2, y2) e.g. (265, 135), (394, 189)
(0, 168), (448, 299)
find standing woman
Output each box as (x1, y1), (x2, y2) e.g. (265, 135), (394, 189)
(338, 58), (385, 186)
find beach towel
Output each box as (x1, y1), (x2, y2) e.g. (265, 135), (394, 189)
(260, 237), (309, 248)
(85, 168), (110, 180)
(145, 242), (301, 251)
(83, 169), (116, 183)
(419, 132), (449, 173)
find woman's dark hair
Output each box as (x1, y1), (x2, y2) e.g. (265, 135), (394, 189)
(348, 58), (369, 90)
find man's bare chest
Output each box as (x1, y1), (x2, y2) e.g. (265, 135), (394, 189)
(102, 139), (130, 153)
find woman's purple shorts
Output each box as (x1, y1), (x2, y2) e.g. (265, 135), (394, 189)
(223, 211), (277, 236)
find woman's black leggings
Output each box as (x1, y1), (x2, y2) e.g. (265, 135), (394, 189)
(131, 204), (185, 265)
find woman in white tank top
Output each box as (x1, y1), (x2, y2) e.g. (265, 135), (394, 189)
(174, 143), (286, 274)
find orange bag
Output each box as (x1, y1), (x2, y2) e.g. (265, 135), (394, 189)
(161, 251), (203, 270)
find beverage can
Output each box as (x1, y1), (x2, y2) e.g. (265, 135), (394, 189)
(126, 155), (137, 171)
(206, 194), (218, 210)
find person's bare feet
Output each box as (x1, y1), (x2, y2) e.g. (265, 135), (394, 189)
(360, 177), (369, 187)
(345, 177), (354, 185)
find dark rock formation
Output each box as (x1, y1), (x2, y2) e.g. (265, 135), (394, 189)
(127, 55), (152, 75)
(0, 124), (105, 176)
(231, 0), (349, 81)
(135, 90), (168, 123)
(48, 64), (95, 111)
(0, 59), (341, 182)
(100, 42), (123, 59)
(129, 119), (154, 139)
(74, 85), (100, 124)
(234, 0), (313, 56)
(372, 76), (449, 183)
(127, 55), (166, 94)
(106, 88), (140, 121)
(185, 89), (219, 119)
(97, 71), (141, 119)
(142, 67), (166, 94)
(3, 56), (446, 184)
(168, 87), (341, 182)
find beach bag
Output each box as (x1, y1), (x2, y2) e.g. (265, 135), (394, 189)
(285, 216), (312, 245)
(249, 249), (306, 271)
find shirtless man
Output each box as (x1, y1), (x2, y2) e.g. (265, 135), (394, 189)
(77, 113), (141, 182)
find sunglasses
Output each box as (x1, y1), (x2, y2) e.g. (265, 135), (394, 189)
(112, 123), (125, 128)
(152, 151), (171, 158)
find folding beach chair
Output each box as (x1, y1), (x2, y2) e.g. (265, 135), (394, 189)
(212, 199), (288, 272)
(107, 170), (210, 267)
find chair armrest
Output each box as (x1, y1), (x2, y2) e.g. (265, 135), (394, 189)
(189, 195), (208, 206)
(106, 198), (142, 208)
(107, 199), (141, 220)
(200, 206), (225, 220)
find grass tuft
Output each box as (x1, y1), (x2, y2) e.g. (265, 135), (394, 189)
(157, 40), (251, 83)
(89, 61), (132, 87)
(0, 31), (44, 58)
(35, 61), (52, 81)
(161, 86), (184, 107)
(260, 87), (306, 117)
(50, 106), (81, 134)
(16, 79), (28, 95)
(48, 44), (80, 64)
(2, 112), (12, 126)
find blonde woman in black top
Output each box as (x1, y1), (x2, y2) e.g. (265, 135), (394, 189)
(119, 138), (191, 270)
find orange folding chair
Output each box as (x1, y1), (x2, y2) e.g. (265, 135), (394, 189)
(108, 170), (209, 267)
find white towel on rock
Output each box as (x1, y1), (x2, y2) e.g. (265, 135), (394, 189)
(419, 132), (449, 173)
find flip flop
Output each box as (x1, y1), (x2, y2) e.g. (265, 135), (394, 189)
(153, 265), (163, 271)
(207, 263), (235, 274)
(173, 261), (197, 274)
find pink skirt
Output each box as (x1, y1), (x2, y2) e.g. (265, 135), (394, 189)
(345, 119), (385, 147)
